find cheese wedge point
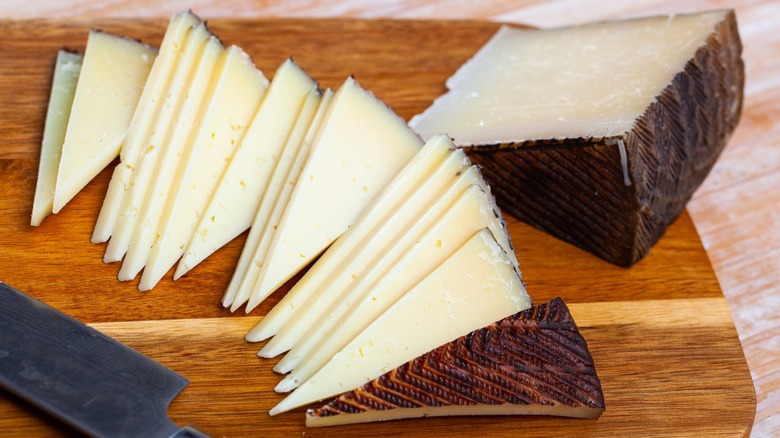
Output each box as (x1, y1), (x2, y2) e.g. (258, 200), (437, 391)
(306, 298), (604, 427)
(410, 11), (743, 266)
(104, 22), (212, 264)
(92, 10), (199, 243)
(139, 46), (268, 291)
(174, 58), (317, 279)
(223, 87), (324, 309)
(31, 50), (82, 226)
(52, 31), (157, 214)
(269, 227), (530, 415)
(274, 182), (514, 385)
(245, 77), (423, 312)
(260, 146), (473, 360)
(245, 131), (448, 340)
(119, 35), (224, 282)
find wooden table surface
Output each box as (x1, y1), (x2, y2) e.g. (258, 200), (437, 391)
(0, 1), (777, 437)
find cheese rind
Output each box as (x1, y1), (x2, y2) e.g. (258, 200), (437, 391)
(32, 50), (82, 226)
(175, 58), (317, 278)
(52, 31), (156, 214)
(245, 77), (423, 311)
(92, 10), (199, 243)
(269, 227), (530, 415)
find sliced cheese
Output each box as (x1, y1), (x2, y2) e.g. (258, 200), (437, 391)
(52, 31), (156, 214)
(118, 35), (224, 281)
(244, 77), (423, 311)
(259, 145), (472, 360)
(269, 227), (531, 415)
(104, 22), (212, 263)
(223, 87), (327, 308)
(274, 183), (514, 389)
(92, 10), (199, 243)
(174, 59), (317, 278)
(244, 134), (451, 335)
(31, 50), (82, 226)
(138, 46), (268, 291)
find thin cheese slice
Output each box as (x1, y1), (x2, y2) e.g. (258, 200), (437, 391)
(223, 87), (325, 308)
(92, 10), (200, 243)
(244, 134), (451, 336)
(138, 46), (268, 291)
(118, 35), (224, 281)
(244, 77), (423, 311)
(269, 227), (530, 415)
(103, 22), (212, 263)
(52, 31), (156, 214)
(174, 58), (317, 278)
(31, 50), (82, 226)
(259, 145), (472, 360)
(274, 182), (514, 390)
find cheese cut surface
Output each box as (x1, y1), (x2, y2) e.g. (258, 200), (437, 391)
(92, 10), (200, 243)
(104, 22), (212, 264)
(223, 87), (324, 309)
(274, 182), (514, 389)
(138, 46), (268, 291)
(410, 10), (743, 266)
(52, 31), (156, 214)
(118, 35), (224, 282)
(260, 145), (471, 360)
(31, 50), (82, 226)
(245, 77), (423, 311)
(306, 297), (604, 427)
(244, 133), (449, 337)
(174, 58), (316, 279)
(269, 227), (530, 415)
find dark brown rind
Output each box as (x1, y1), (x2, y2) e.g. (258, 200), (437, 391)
(462, 11), (744, 266)
(307, 298), (604, 424)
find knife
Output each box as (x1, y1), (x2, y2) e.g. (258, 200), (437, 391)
(0, 282), (209, 437)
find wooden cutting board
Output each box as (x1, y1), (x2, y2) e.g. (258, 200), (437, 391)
(0, 18), (756, 437)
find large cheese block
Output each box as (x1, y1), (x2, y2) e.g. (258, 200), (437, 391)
(242, 77), (423, 311)
(138, 46), (268, 291)
(31, 50), (82, 226)
(269, 227), (530, 415)
(306, 297), (604, 427)
(92, 10), (200, 244)
(52, 31), (157, 214)
(410, 10), (744, 266)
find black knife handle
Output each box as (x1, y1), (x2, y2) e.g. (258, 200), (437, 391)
(169, 426), (211, 438)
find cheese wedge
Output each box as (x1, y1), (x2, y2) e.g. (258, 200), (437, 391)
(409, 11), (743, 266)
(306, 297), (604, 427)
(223, 87), (326, 308)
(273, 183), (514, 389)
(244, 132), (450, 337)
(259, 145), (473, 360)
(118, 34), (224, 281)
(31, 50), (82, 226)
(174, 59), (317, 278)
(92, 10), (200, 243)
(104, 22), (212, 264)
(269, 227), (530, 415)
(139, 46), (268, 291)
(244, 77), (423, 311)
(52, 31), (156, 214)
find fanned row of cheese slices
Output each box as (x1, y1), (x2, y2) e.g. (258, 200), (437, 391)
(32, 9), (604, 427)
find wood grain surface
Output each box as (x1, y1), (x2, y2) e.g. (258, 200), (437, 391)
(0, 14), (760, 438)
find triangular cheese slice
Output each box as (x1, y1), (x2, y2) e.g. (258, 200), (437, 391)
(52, 31), (156, 214)
(32, 50), (82, 226)
(269, 227), (530, 415)
(306, 298), (604, 427)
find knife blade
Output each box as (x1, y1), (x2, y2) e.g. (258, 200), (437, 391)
(0, 282), (208, 437)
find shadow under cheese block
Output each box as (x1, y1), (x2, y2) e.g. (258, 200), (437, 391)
(410, 10), (744, 266)
(306, 297), (604, 427)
